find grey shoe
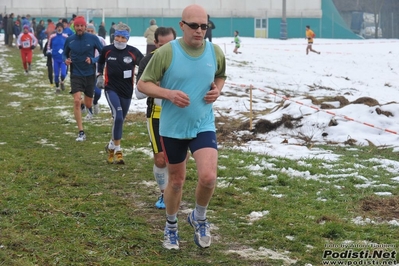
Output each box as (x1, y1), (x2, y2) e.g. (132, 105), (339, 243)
(163, 226), (179, 250)
(187, 210), (211, 248)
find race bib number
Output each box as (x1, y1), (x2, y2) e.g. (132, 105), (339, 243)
(123, 70), (132, 79)
(22, 40), (30, 48)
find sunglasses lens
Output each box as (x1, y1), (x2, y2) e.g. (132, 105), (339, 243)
(189, 24), (199, 30)
(184, 21), (208, 30)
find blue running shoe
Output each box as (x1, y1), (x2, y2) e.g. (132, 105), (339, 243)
(187, 210), (211, 248)
(155, 194), (165, 209)
(163, 226), (179, 250)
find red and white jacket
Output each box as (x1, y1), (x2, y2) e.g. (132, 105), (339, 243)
(17, 32), (38, 50)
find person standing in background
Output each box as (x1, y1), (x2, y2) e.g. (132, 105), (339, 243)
(31, 17), (36, 33)
(13, 20), (21, 47)
(144, 19), (158, 54)
(137, 4), (227, 250)
(7, 13), (14, 47)
(3, 14), (9, 45)
(35, 20), (45, 50)
(69, 14), (76, 34)
(62, 18), (74, 36)
(204, 14), (215, 42)
(45, 19), (55, 39)
(109, 22), (115, 44)
(98, 21), (106, 39)
(17, 25), (38, 74)
(305, 25), (320, 55)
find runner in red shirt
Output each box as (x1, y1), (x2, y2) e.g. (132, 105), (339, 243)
(17, 25), (38, 74)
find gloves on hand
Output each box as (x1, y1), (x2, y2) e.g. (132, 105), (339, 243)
(96, 75), (104, 89)
(18, 45), (22, 49)
(47, 49), (52, 54)
(31, 45), (36, 50)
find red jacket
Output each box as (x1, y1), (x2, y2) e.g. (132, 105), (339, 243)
(17, 32), (38, 49)
(45, 22), (56, 38)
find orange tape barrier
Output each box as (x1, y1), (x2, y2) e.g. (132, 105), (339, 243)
(225, 82), (398, 135)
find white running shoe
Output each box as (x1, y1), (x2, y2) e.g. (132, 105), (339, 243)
(85, 111), (93, 121)
(187, 211), (211, 248)
(93, 104), (100, 115)
(163, 226), (179, 250)
(76, 132), (86, 142)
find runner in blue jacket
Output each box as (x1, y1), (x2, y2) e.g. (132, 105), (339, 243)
(62, 16), (103, 141)
(48, 22), (69, 93)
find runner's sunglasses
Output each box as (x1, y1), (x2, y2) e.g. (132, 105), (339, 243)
(182, 21), (208, 30)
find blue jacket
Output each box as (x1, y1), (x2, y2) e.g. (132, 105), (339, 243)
(48, 32), (68, 61)
(13, 23), (21, 36)
(62, 32), (103, 77)
(21, 17), (30, 27)
(63, 27), (74, 36)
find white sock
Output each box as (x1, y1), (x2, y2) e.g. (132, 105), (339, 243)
(153, 165), (168, 190)
(194, 203), (207, 221)
(108, 140), (115, 150)
(166, 213), (178, 228)
(114, 145), (121, 152)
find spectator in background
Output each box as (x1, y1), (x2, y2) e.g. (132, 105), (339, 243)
(62, 18), (73, 36)
(45, 19), (55, 39)
(109, 22), (115, 44)
(98, 21), (106, 39)
(7, 13), (14, 46)
(204, 14), (215, 42)
(13, 20), (21, 47)
(21, 16), (30, 28)
(144, 19), (158, 54)
(15, 15), (21, 31)
(3, 14), (9, 45)
(36, 20), (45, 50)
(70, 14), (77, 34)
(31, 17), (36, 32)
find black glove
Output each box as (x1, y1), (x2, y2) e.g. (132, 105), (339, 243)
(31, 45), (36, 50)
(96, 75), (104, 89)
(18, 45), (22, 49)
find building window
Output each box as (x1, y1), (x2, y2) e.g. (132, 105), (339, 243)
(256, 18), (267, 29)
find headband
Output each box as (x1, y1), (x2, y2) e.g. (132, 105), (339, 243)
(114, 30), (130, 40)
(74, 16), (86, 26)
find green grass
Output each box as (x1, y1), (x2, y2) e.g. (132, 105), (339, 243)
(0, 46), (398, 266)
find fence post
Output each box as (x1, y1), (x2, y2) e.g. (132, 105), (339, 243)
(249, 85), (253, 131)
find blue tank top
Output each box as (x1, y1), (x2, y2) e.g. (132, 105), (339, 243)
(160, 40), (217, 139)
